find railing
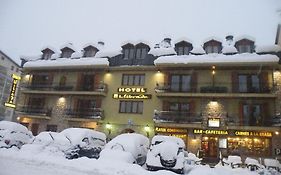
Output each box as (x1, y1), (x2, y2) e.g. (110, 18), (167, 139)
(155, 82), (274, 93)
(226, 116), (276, 127)
(17, 106), (52, 116)
(21, 82), (108, 92)
(65, 108), (103, 119)
(154, 110), (202, 123)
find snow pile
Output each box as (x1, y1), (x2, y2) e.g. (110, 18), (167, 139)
(244, 157), (261, 166)
(0, 121), (29, 133)
(148, 47), (176, 57)
(151, 135), (185, 148)
(264, 158), (281, 168)
(256, 45), (281, 53)
(60, 43), (76, 51)
(222, 45), (238, 54)
(223, 155), (242, 165)
(190, 47), (205, 54)
(154, 53), (279, 66)
(23, 57), (109, 69)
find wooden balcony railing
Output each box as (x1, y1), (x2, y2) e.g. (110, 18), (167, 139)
(65, 108), (103, 119)
(17, 106), (52, 116)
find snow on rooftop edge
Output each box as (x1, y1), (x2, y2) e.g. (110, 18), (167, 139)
(256, 45), (281, 53)
(23, 57), (109, 68)
(148, 48), (176, 56)
(154, 53), (279, 65)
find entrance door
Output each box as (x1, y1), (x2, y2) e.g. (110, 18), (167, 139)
(201, 137), (218, 158)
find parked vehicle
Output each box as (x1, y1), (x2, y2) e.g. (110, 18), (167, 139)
(61, 128), (106, 159)
(244, 157), (264, 171)
(146, 135), (185, 174)
(0, 121), (33, 149)
(221, 155), (243, 168)
(99, 133), (149, 165)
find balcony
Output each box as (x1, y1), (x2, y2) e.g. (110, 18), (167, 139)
(17, 106), (52, 119)
(21, 82), (108, 96)
(155, 83), (276, 98)
(65, 108), (104, 121)
(154, 110), (202, 124)
(226, 115), (278, 127)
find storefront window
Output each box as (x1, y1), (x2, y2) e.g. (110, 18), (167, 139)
(227, 137), (270, 157)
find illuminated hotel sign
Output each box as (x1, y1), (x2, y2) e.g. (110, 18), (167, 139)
(234, 131), (272, 137)
(155, 127), (187, 133)
(193, 129), (228, 135)
(4, 74), (21, 108)
(113, 87), (152, 99)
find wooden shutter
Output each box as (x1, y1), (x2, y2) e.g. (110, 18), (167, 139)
(94, 73), (100, 90)
(162, 101), (170, 111)
(191, 72), (197, 92)
(95, 98), (102, 108)
(260, 72), (269, 92)
(164, 72), (170, 85)
(232, 72), (238, 93)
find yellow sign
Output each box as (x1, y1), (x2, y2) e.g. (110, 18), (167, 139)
(234, 131), (272, 137)
(155, 127), (187, 133)
(193, 129), (228, 135)
(4, 74), (21, 109)
(113, 87), (152, 99)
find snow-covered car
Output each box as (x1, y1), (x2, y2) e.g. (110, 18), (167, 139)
(21, 131), (72, 156)
(99, 133), (149, 165)
(0, 121), (33, 149)
(61, 128), (106, 159)
(221, 155), (243, 168)
(146, 135), (185, 174)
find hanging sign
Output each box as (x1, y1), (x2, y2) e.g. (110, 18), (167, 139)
(4, 74), (21, 108)
(113, 87), (152, 99)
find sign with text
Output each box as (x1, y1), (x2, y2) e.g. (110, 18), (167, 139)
(4, 74), (21, 108)
(234, 131), (272, 137)
(113, 87), (152, 100)
(193, 129), (228, 135)
(208, 118), (220, 128)
(155, 127), (188, 133)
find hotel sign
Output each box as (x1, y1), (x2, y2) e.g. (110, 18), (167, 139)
(113, 87), (152, 99)
(193, 129), (228, 135)
(234, 131), (272, 137)
(4, 74), (21, 108)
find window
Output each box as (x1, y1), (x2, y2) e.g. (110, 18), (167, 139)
(46, 125), (57, 132)
(1, 56), (4, 60)
(43, 52), (53, 60)
(16, 68), (19, 72)
(61, 50), (73, 58)
(119, 101), (143, 114)
(135, 48), (147, 59)
(123, 48), (135, 59)
(238, 74), (260, 93)
(205, 46), (219, 54)
(11, 66), (14, 71)
(122, 74), (145, 86)
(242, 104), (262, 126)
(170, 75), (191, 92)
(238, 45), (251, 53)
(169, 102), (190, 111)
(84, 48), (97, 57)
(176, 46), (190, 55)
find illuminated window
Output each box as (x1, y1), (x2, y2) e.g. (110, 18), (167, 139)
(119, 101), (143, 114)
(122, 74), (145, 86)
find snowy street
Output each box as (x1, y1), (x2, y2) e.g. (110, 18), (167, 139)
(0, 148), (269, 175)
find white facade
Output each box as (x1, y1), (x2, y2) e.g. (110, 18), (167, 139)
(0, 50), (21, 121)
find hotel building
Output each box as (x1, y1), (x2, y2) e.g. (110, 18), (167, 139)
(17, 37), (281, 159)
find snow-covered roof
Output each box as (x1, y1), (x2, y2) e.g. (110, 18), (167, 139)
(203, 36), (223, 44)
(190, 47), (205, 54)
(60, 43), (76, 51)
(70, 52), (83, 59)
(23, 57), (109, 69)
(83, 43), (99, 50)
(154, 53), (279, 66)
(95, 49), (122, 58)
(222, 45), (238, 54)
(41, 46), (57, 53)
(174, 37), (193, 45)
(148, 47), (176, 57)
(234, 35), (255, 42)
(121, 40), (152, 48)
(21, 55), (42, 61)
(256, 45), (281, 53)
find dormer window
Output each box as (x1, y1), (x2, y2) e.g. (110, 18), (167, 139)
(41, 48), (55, 60)
(135, 43), (149, 59)
(83, 46), (98, 57)
(203, 39), (222, 54)
(235, 38), (255, 53)
(175, 41), (193, 55)
(61, 47), (74, 58)
(122, 44), (135, 60)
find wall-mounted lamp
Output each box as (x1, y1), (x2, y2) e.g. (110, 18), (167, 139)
(105, 122), (112, 135)
(144, 125), (150, 137)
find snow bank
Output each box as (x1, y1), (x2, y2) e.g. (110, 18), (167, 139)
(154, 53), (279, 66)
(23, 57), (109, 69)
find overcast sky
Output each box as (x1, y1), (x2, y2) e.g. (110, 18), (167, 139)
(0, 0), (280, 65)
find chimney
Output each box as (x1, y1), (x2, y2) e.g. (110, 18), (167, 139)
(163, 38), (171, 45)
(98, 41), (105, 46)
(225, 35), (234, 45)
(154, 44), (160, 49)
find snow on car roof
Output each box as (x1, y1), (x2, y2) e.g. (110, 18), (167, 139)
(154, 53), (279, 66)
(60, 128), (106, 145)
(151, 135), (185, 148)
(0, 121), (29, 133)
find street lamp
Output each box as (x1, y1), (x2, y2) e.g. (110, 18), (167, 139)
(144, 125), (150, 137)
(212, 65), (216, 87)
(105, 122), (112, 135)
